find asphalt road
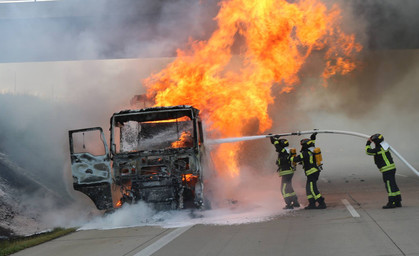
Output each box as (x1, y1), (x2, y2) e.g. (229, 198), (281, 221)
(12, 166), (419, 256)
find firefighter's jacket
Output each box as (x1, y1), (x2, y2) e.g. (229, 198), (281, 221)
(365, 142), (396, 172)
(276, 148), (294, 176)
(291, 149), (319, 176)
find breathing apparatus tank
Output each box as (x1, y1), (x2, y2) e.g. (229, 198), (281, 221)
(313, 147), (323, 168)
(290, 148), (297, 168)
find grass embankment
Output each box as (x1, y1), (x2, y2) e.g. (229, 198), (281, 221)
(0, 227), (77, 256)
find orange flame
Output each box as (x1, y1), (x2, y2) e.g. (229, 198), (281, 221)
(171, 131), (193, 148)
(183, 174), (198, 183)
(144, 116), (190, 124)
(143, 0), (362, 177)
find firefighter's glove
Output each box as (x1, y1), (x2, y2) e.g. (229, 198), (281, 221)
(310, 132), (317, 140)
(366, 140), (371, 146)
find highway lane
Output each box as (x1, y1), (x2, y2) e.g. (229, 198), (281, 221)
(12, 167), (419, 256)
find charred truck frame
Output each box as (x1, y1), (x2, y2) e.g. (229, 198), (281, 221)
(68, 105), (206, 211)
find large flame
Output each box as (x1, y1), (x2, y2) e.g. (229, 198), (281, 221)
(143, 0), (361, 177)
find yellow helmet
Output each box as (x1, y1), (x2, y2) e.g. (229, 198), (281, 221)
(300, 138), (314, 149)
(278, 139), (289, 148)
(370, 133), (384, 144)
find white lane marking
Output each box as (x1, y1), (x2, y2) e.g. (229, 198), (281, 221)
(396, 173), (407, 177)
(341, 199), (360, 218)
(133, 226), (193, 256)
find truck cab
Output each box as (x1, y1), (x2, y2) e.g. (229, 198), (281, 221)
(69, 105), (206, 211)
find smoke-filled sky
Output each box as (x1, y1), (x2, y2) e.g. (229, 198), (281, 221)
(0, 0), (419, 62)
(1, 0), (419, 232)
(0, 0), (219, 62)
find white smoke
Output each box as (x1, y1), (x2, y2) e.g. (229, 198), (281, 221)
(80, 0), (419, 231)
(0, 0), (218, 235)
(80, 191), (290, 231)
(0, 0), (218, 62)
(1, 0), (419, 236)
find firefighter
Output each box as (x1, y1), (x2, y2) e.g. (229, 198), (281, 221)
(366, 133), (402, 209)
(270, 135), (300, 209)
(291, 132), (326, 209)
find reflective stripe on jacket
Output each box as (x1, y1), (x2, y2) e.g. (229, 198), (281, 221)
(277, 148), (294, 176)
(291, 150), (319, 176)
(365, 144), (396, 172)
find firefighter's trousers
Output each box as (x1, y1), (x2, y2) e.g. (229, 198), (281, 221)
(281, 173), (298, 206)
(306, 171), (322, 204)
(382, 169), (401, 203)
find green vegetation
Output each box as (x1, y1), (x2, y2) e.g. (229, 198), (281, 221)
(0, 227), (77, 256)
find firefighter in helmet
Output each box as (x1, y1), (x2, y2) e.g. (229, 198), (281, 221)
(366, 133), (402, 209)
(291, 132), (326, 209)
(270, 135), (300, 209)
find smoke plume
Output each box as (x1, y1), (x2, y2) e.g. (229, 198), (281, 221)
(1, 0), (419, 234)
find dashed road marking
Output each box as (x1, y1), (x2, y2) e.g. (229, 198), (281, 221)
(133, 226), (193, 256)
(341, 199), (360, 218)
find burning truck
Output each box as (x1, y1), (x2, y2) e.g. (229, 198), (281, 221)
(68, 105), (207, 211)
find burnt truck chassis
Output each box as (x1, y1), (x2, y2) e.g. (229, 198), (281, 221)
(114, 147), (203, 210)
(69, 105), (206, 211)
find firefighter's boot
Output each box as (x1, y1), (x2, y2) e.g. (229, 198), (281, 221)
(382, 202), (396, 209)
(283, 204), (294, 210)
(395, 195), (402, 207)
(283, 197), (293, 209)
(316, 197), (327, 209)
(304, 198), (316, 210)
(292, 198), (300, 208)
(383, 197), (396, 209)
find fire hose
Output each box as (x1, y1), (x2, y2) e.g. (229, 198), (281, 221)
(207, 129), (419, 177)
